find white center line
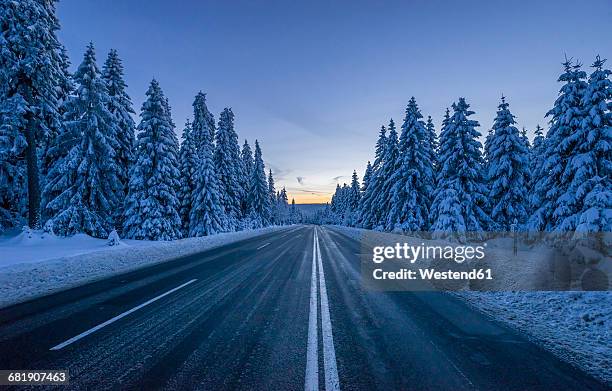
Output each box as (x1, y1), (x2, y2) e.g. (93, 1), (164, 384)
(50, 279), (198, 351)
(316, 228), (341, 391)
(305, 229), (319, 391)
(257, 242), (271, 250)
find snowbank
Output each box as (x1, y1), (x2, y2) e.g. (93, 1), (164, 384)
(325, 225), (611, 384)
(0, 226), (289, 308)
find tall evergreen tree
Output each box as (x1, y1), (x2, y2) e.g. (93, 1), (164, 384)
(192, 92), (215, 155)
(349, 170), (361, 210)
(487, 96), (530, 230)
(123, 80), (182, 240)
(425, 115), (439, 169)
(388, 97), (436, 231)
(357, 125), (387, 228)
(247, 140), (270, 226)
(102, 49), (135, 213)
(375, 119), (400, 229)
(190, 129), (225, 236)
(214, 108), (242, 229)
(240, 140), (254, 216)
(529, 59), (588, 231)
(0, 0), (69, 228)
(177, 120), (198, 235)
(373, 125), (387, 170)
(268, 169), (276, 204)
(361, 161), (372, 193)
(43, 43), (120, 237)
(572, 56), (611, 232)
(430, 98), (491, 235)
(530, 124), (546, 176)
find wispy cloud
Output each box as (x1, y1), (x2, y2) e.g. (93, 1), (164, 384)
(332, 175), (344, 182)
(296, 176), (305, 185)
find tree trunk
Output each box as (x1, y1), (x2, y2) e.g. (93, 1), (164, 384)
(25, 114), (41, 229)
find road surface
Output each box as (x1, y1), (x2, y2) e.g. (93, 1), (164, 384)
(0, 225), (607, 390)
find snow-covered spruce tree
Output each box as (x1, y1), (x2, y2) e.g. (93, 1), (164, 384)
(189, 126), (225, 237)
(289, 198), (300, 224)
(344, 170), (361, 225)
(361, 161), (372, 193)
(486, 96), (530, 230)
(276, 187), (290, 224)
(572, 56), (611, 232)
(529, 59), (588, 231)
(357, 125), (387, 228)
(43, 43), (120, 237)
(177, 120), (198, 235)
(375, 119), (400, 230)
(425, 115), (439, 170)
(240, 140), (254, 217)
(247, 140), (270, 226)
(520, 126), (532, 187)
(430, 98), (491, 236)
(102, 49), (135, 219)
(123, 79), (182, 240)
(529, 124), (546, 177)
(0, 0), (69, 228)
(40, 45), (74, 192)
(192, 92), (216, 156)
(387, 97), (436, 232)
(267, 169), (276, 224)
(214, 108), (242, 230)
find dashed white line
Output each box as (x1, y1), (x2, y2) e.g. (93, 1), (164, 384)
(315, 228), (341, 391)
(50, 279), (198, 351)
(257, 242), (271, 250)
(305, 229), (319, 391)
(305, 228), (340, 391)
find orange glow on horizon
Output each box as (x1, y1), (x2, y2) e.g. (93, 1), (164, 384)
(290, 193), (331, 204)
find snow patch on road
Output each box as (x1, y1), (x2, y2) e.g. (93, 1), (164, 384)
(325, 225), (612, 385)
(0, 226), (289, 308)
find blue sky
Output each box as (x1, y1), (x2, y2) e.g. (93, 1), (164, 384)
(57, 0), (612, 203)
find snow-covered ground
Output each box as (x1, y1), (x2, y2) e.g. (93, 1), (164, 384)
(326, 225), (611, 384)
(0, 226), (289, 308)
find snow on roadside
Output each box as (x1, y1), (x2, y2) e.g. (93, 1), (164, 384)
(0, 226), (289, 308)
(325, 225), (612, 385)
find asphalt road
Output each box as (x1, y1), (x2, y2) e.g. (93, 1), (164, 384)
(0, 225), (607, 390)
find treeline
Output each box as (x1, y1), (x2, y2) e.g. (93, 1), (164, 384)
(325, 57), (611, 235)
(0, 1), (298, 240)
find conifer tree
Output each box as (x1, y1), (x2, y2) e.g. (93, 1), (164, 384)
(487, 96), (530, 230)
(572, 56), (611, 232)
(430, 98), (491, 235)
(425, 115), (439, 169)
(240, 140), (254, 216)
(102, 49), (135, 212)
(388, 97), (436, 231)
(361, 161), (372, 193)
(530, 124), (546, 177)
(192, 92), (215, 155)
(190, 130), (225, 236)
(214, 108), (242, 229)
(177, 120), (198, 235)
(247, 140), (270, 226)
(0, 0), (69, 228)
(375, 119), (400, 229)
(357, 125), (387, 228)
(529, 59), (588, 231)
(43, 43), (120, 237)
(123, 80), (182, 240)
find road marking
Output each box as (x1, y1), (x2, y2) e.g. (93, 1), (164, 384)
(256, 242), (271, 250)
(50, 279), (198, 351)
(305, 229), (319, 391)
(315, 228), (341, 391)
